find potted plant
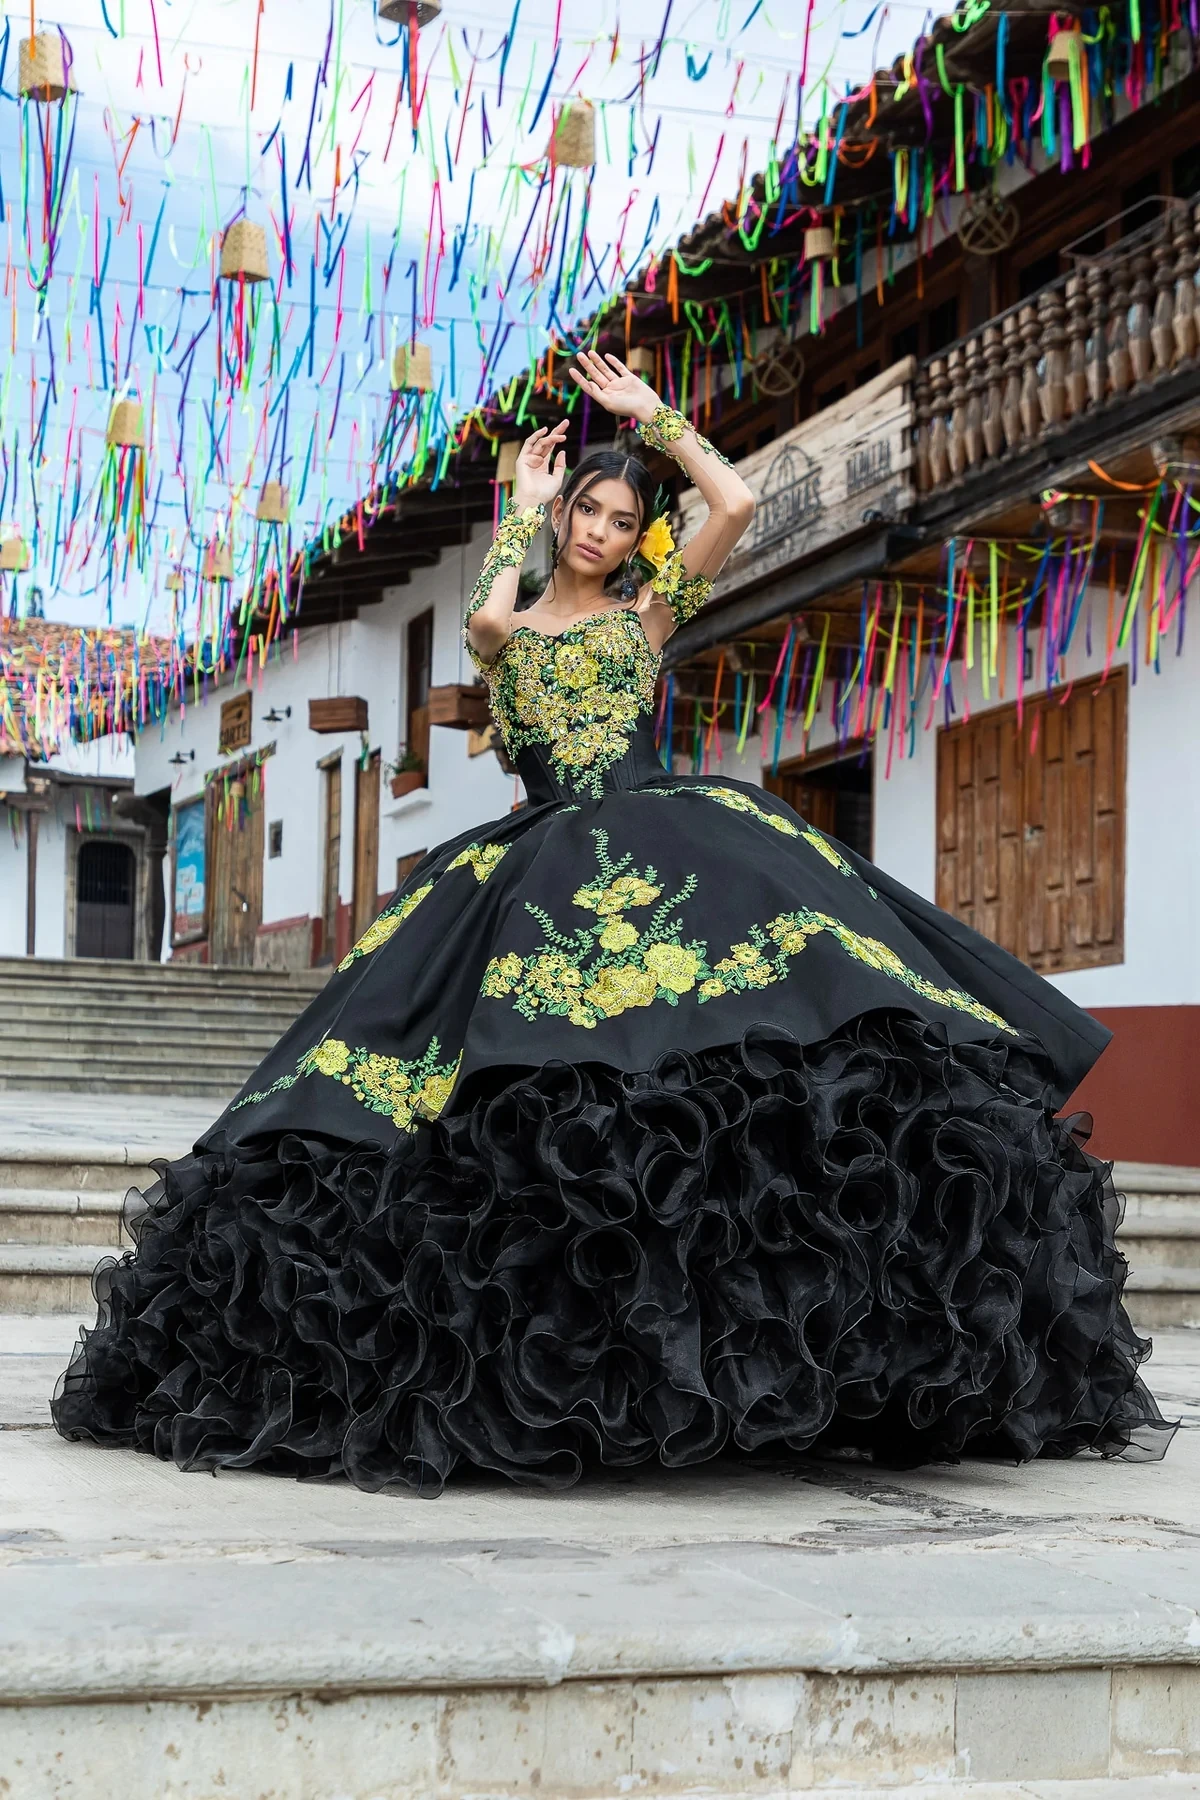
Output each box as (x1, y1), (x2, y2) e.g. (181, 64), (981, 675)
(387, 749), (426, 798)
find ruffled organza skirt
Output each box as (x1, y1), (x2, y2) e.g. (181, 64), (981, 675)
(53, 1014), (1172, 1492)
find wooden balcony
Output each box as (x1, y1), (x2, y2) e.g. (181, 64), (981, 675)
(913, 199), (1200, 499)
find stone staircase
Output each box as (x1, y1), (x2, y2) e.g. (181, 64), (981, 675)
(1119, 1163), (1200, 1329)
(0, 956), (326, 1099)
(0, 1143), (150, 1313)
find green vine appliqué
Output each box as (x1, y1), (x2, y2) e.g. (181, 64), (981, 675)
(232, 1035), (462, 1131)
(337, 838), (510, 972)
(480, 827), (1015, 1035)
(463, 505), (546, 664)
(481, 828), (711, 1027)
(645, 784), (870, 884)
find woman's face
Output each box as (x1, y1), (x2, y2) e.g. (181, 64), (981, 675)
(554, 477), (642, 579)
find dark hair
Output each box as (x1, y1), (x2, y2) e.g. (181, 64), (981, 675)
(553, 449), (658, 594)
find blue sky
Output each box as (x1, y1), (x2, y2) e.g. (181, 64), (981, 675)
(0, 0), (921, 633)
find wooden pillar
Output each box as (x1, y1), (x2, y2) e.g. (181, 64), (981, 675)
(25, 811), (38, 956)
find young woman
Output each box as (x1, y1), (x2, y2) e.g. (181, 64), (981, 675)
(54, 353), (1171, 1491)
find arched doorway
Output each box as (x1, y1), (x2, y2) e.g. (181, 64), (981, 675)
(75, 839), (136, 960)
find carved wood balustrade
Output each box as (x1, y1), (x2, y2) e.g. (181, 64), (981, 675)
(912, 200), (1200, 494)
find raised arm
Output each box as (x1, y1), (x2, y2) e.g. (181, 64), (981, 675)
(569, 351), (755, 646)
(463, 421), (569, 667)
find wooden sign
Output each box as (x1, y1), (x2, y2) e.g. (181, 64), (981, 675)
(675, 358), (916, 600)
(218, 691), (253, 755)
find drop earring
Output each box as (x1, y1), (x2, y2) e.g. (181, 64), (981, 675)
(620, 558), (638, 601)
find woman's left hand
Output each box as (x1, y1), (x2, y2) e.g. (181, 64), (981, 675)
(569, 350), (660, 425)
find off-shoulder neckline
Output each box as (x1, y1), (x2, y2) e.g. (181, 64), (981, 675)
(508, 607), (650, 644)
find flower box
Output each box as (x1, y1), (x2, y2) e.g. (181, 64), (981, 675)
(308, 696), (369, 734)
(427, 684), (490, 731)
(389, 769), (425, 799)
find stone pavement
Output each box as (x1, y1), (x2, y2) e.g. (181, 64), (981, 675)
(2, 1308), (1200, 1797)
(0, 1086), (215, 1162)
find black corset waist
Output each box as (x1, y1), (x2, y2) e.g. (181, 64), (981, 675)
(515, 718), (669, 805)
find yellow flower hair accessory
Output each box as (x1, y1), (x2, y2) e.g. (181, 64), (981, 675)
(637, 514), (675, 571)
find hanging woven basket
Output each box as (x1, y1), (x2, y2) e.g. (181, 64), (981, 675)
(377, 0), (442, 23)
(165, 569), (185, 592)
(256, 481), (290, 523)
(204, 540), (234, 583)
(495, 441), (523, 485)
(0, 535), (30, 573)
(391, 342), (434, 392)
(626, 346), (655, 379)
(803, 226), (835, 262)
(1046, 28), (1078, 79)
(106, 399), (145, 449)
(550, 100), (595, 169)
(219, 220), (269, 283)
(19, 33), (73, 102)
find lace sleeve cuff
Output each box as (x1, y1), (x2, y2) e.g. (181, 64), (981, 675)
(649, 550), (713, 624)
(463, 504), (546, 667)
(637, 404), (733, 469)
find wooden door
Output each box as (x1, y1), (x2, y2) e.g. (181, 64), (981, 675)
(75, 839), (136, 959)
(353, 751), (382, 940)
(319, 757), (342, 963)
(763, 743), (872, 854)
(769, 774), (838, 835)
(936, 672), (1125, 973)
(208, 772), (265, 966)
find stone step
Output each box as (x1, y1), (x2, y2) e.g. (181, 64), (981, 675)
(0, 1189), (128, 1247)
(1122, 1236), (1200, 1272)
(0, 954), (327, 989)
(1115, 1160), (1200, 1197)
(0, 1046), (259, 1081)
(0, 1070), (235, 1098)
(4, 1522), (1200, 1799)
(0, 1147), (157, 1191)
(0, 995), (315, 1028)
(8, 1024), (288, 1057)
(0, 1243), (112, 1312)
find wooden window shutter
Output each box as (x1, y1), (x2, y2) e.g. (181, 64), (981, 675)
(935, 672), (1125, 973)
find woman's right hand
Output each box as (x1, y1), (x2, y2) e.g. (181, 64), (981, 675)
(512, 421), (569, 510)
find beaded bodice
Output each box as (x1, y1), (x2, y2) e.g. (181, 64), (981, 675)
(469, 609), (662, 801)
(462, 499), (715, 802)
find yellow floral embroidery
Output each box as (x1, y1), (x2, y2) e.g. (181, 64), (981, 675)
(446, 841), (510, 883)
(475, 610), (657, 799)
(232, 1035), (462, 1131)
(650, 550), (713, 623)
(308, 1037), (351, 1076)
(338, 839), (509, 973)
(573, 872), (662, 914)
(647, 786), (860, 877)
(801, 829), (855, 877)
(480, 828), (1016, 1036)
(598, 918), (640, 952)
(642, 942), (703, 994)
(337, 883), (434, 971)
(690, 785), (801, 836)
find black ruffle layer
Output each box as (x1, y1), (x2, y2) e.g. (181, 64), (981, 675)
(52, 1013), (1173, 1493)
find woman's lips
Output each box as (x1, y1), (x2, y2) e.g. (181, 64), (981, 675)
(576, 544), (603, 561)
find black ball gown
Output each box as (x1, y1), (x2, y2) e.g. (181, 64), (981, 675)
(53, 586), (1173, 1491)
